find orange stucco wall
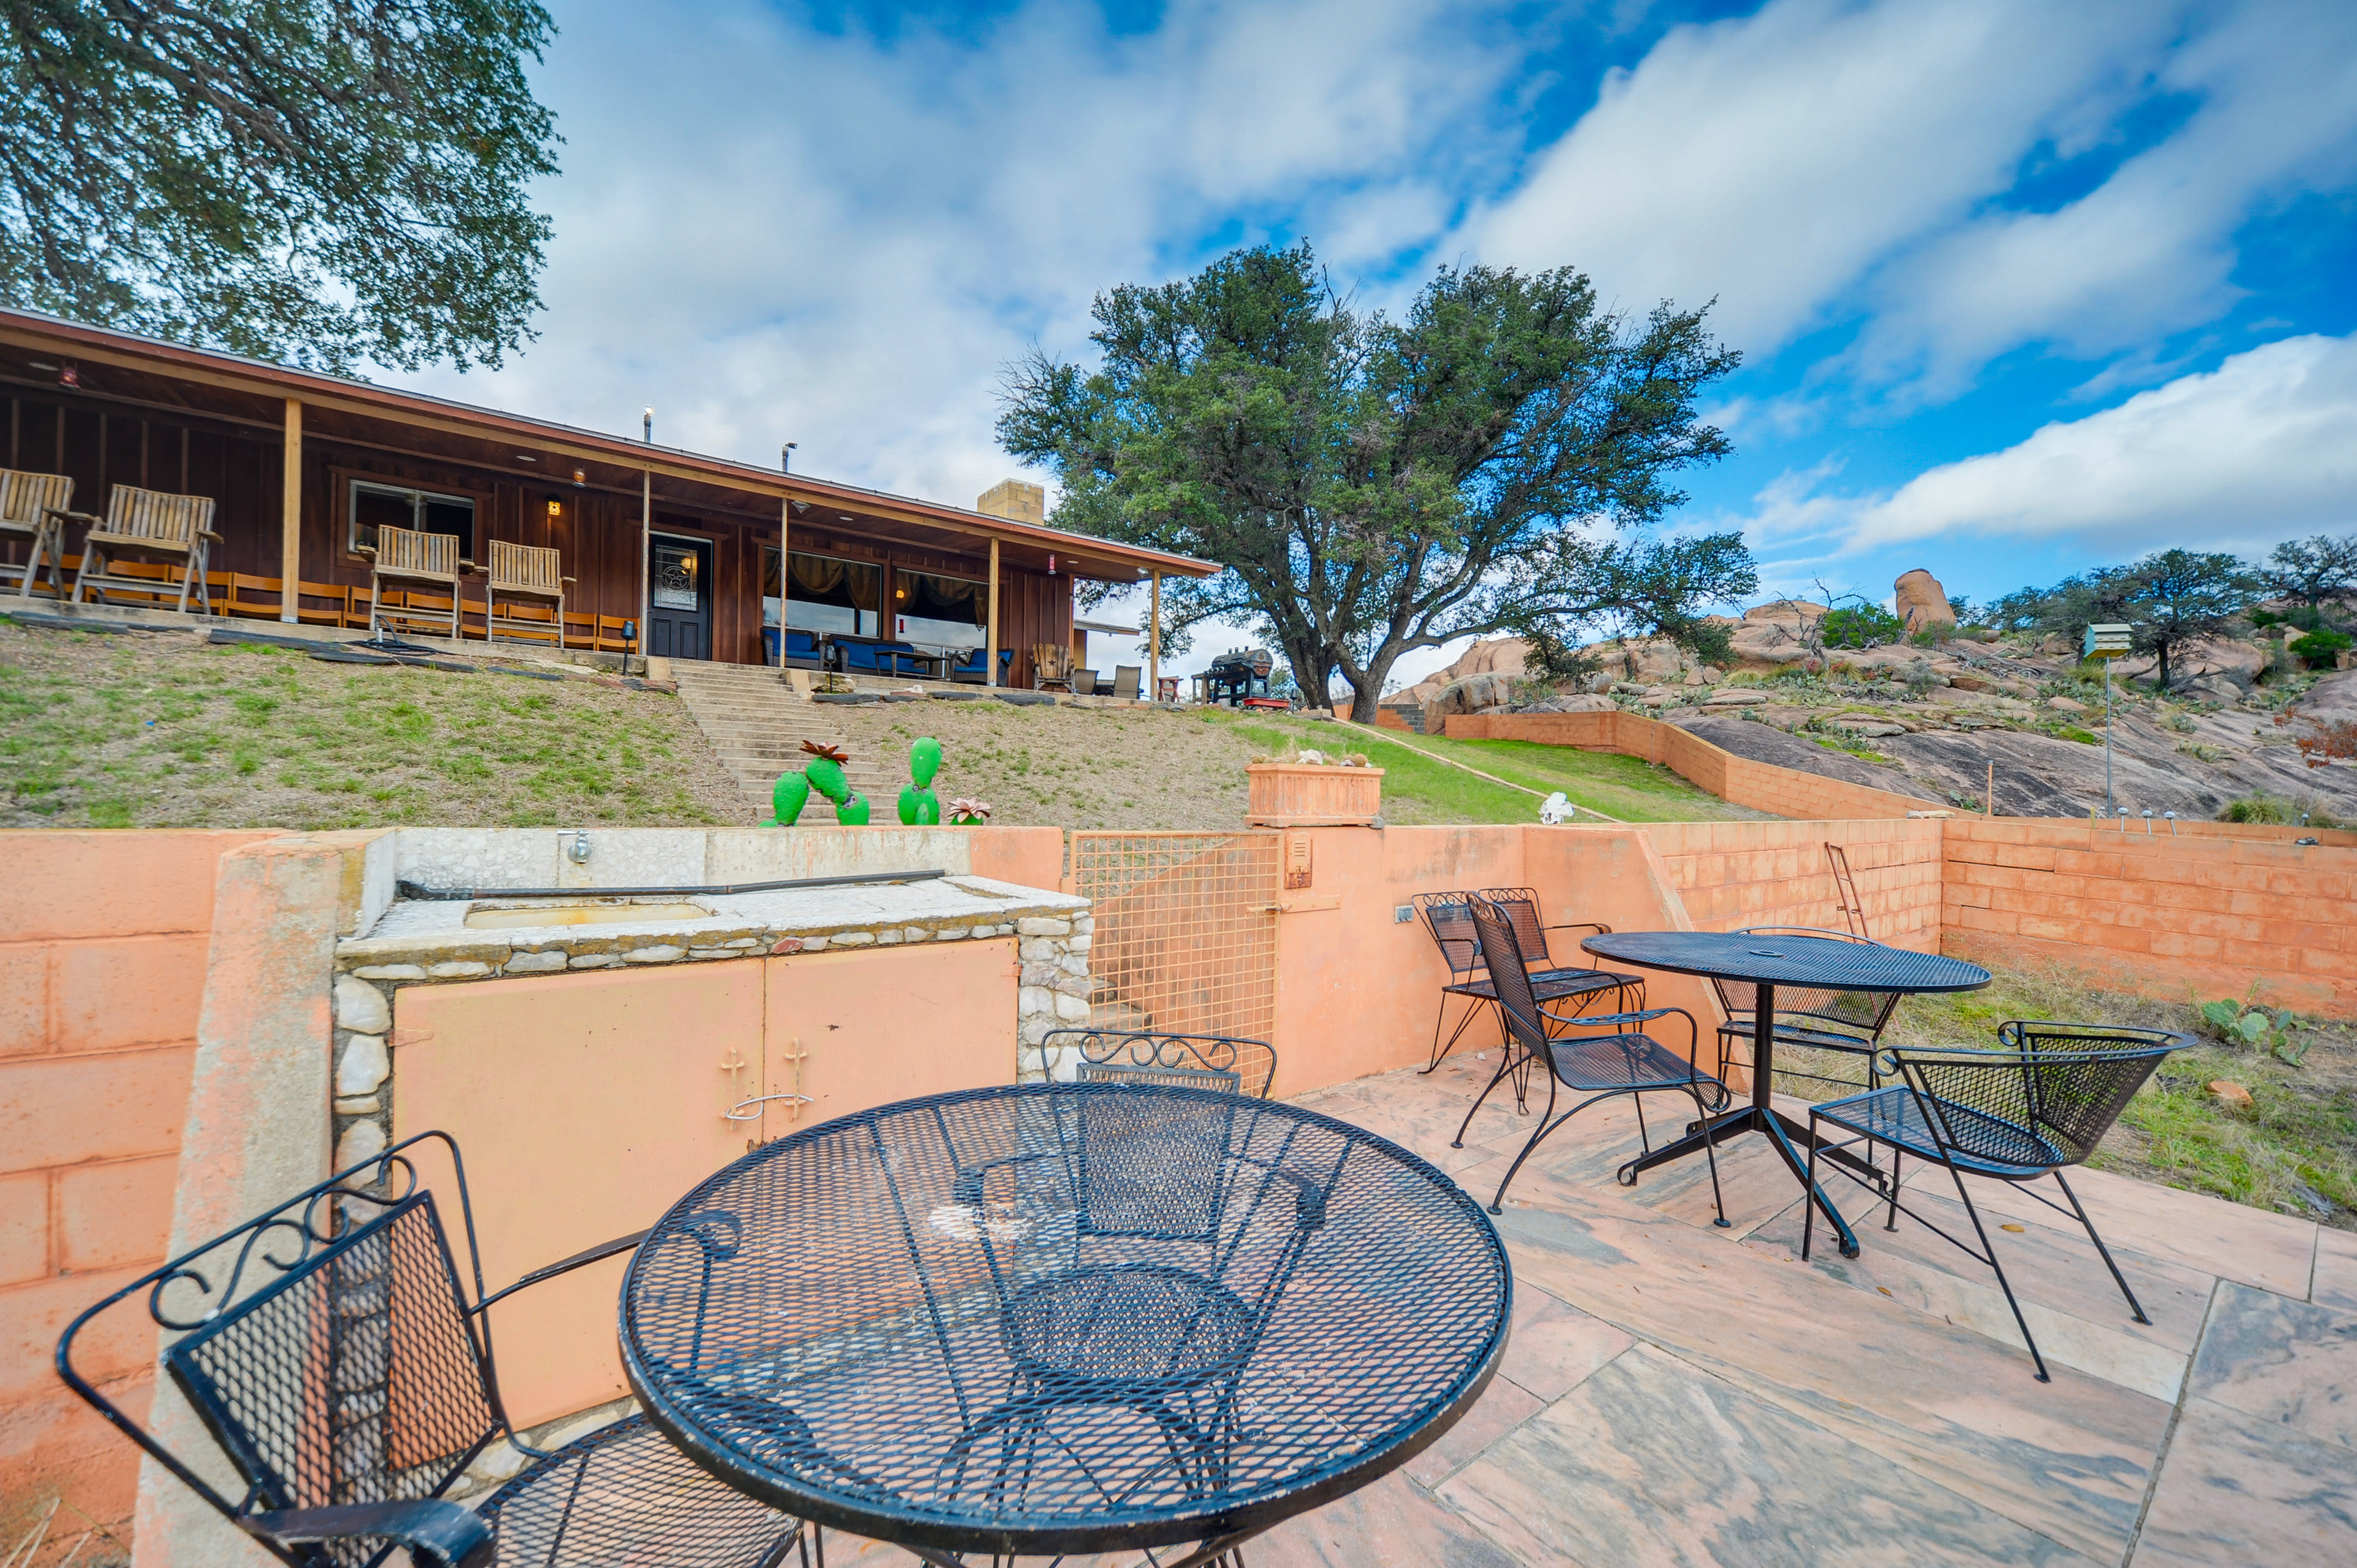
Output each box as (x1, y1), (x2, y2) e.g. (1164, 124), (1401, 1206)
(0, 830), (280, 1546)
(1263, 825), (1724, 1098)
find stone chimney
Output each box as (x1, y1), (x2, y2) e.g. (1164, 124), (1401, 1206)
(977, 479), (1045, 525)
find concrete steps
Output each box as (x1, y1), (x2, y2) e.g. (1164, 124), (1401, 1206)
(666, 660), (898, 821)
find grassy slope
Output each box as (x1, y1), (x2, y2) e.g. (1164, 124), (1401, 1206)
(0, 620), (743, 828)
(1215, 712), (1768, 824)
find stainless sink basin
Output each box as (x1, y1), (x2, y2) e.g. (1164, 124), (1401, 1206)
(462, 897), (714, 930)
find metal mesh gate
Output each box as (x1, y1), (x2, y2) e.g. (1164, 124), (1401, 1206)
(1069, 832), (1280, 1042)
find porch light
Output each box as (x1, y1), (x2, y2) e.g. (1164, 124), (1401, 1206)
(573, 468), (585, 487)
(546, 494), (563, 517)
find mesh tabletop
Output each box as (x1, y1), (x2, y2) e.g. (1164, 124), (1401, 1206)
(1582, 931), (1991, 994)
(621, 1083), (1511, 1558)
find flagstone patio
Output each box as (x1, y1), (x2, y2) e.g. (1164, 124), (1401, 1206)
(843, 1053), (2357, 1567)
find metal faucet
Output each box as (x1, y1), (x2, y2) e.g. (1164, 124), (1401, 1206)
(567, 830), (592, 864)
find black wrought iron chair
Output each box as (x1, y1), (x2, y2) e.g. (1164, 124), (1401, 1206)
(1825, 841), (1868, 939)
(1708, 925), (1904, 1100)
(1803, 1024), (2191, 1380)
(1038, 1027), (1276, 1097)
(55, 1131), (811, 1568)
(1412, 891), (1640, 1076)
(939, 1085), (1349, 1504)
(1455, 897), (1730, 1219)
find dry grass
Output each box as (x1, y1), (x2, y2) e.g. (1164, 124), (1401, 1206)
(0, 619), (745, 829)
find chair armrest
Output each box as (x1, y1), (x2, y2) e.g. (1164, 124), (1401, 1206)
(241, 1502), (493, 1568)
(1544, 922), (1611, 937)
(199, 530), (225, 543)
(562, 576), (576, 585)
(355, 546), (377, 560)
(475, 1229), (648, 1311)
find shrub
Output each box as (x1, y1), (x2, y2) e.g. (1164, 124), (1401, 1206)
(2222, 794), (2292, 824)
(1820, 604), (1906, 648)
(2289, 628), (2351, 668)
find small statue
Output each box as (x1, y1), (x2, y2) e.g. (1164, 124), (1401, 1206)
(897, 736), (943, 825)
(773, 740), (867, 825)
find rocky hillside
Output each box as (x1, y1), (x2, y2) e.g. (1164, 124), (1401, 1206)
(1389, 585), (2357, 821)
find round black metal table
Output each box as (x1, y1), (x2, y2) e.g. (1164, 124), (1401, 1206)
(1581, 932), (1991, 1258)
(621, 1083), (1511, 1567)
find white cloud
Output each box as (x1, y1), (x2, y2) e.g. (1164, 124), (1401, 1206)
(1849, 0), (2357, 398)
(1828, 334), (2357, 554)
(395, 0), (1512, 508)
(1468, 0), (2174, 355)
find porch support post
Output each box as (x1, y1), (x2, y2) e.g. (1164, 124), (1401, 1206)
(1149, 570), (1161, 702)
(279, 398), (301, 622)
(777, 498), (789, 668)
(638, 470), (651, 672)
(987, 537), (1000, 687)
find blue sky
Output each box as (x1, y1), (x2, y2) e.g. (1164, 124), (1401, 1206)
(407, 0), (2357, 686)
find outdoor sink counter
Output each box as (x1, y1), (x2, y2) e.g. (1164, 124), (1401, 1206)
(339, 873), (1090, 973)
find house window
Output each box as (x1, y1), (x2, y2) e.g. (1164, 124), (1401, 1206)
(894, 569), (986, 650)
(781, 550), (882, 638)
(349, 480), (475, 557)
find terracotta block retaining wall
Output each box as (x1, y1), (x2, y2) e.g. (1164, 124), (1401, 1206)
(1443, 709), (1937, 819)
(1941, 817), (2357, 1014)
(1643, 819), (1945, 951)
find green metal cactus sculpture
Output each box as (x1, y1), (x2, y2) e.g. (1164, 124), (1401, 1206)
(897, 736), (945, 825)
(772, 740), (869, 825)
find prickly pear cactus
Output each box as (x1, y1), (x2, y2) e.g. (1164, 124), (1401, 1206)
(771, 770), (810, 825)
(835, 790), (870, 825)
(799, 740), (851, 803)
(898, 736), (944, 824)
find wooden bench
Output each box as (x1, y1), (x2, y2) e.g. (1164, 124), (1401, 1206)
(67, 485), (220, 614)
(360, 525), (469, 640)
(484, 539), (572, 649)
(1, 469), (74, 600)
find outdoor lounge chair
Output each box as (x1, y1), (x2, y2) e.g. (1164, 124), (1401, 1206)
(1457, 896), (1729, 1219)
(1111, 664), (1142, 700)
(1708, 925), (1903, 1099)
(66, 484), (220, 614)
(1072, 668), (1099, 695)
(1805, 1022), (2191, 1380)
(1, 468), (73, 598)
(1413, 891), (1644, 1079)
(56, 1130), (811, 1568)
(1039, 1028), (1277, 1098)
(363, 524), (470, 640)
(484, 539), (573, 648)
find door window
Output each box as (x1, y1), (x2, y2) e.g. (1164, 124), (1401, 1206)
(653, 541), (702, 610)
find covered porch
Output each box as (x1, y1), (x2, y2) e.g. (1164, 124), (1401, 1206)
(0, 309), (1210, 686)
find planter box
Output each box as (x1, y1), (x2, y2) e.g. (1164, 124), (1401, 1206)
(1247, 763), (1384, 827)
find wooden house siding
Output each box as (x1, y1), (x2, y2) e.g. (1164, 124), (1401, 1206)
(7, 380), (1095, 676)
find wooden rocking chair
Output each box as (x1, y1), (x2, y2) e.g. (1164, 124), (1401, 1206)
(484, 539), (571, 648)
(1, 469), (74, 599)
(360, 524), (470, 640)
(67, 485), (220, 614)
(1030, 640), (1074, 691)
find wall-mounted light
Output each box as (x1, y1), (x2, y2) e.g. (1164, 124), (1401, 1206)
(546, 493), (563, 517)
(59, 361), (79, 387)
(572, 468), (586, 488)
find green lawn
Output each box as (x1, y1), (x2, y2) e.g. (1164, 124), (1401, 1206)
(1207, 710), (1768, 824)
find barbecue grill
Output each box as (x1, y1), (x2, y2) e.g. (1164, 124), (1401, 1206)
(1205, 646), (1275, 705)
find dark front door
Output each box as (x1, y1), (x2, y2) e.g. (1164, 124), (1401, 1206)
(648, 535), (712, 661)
